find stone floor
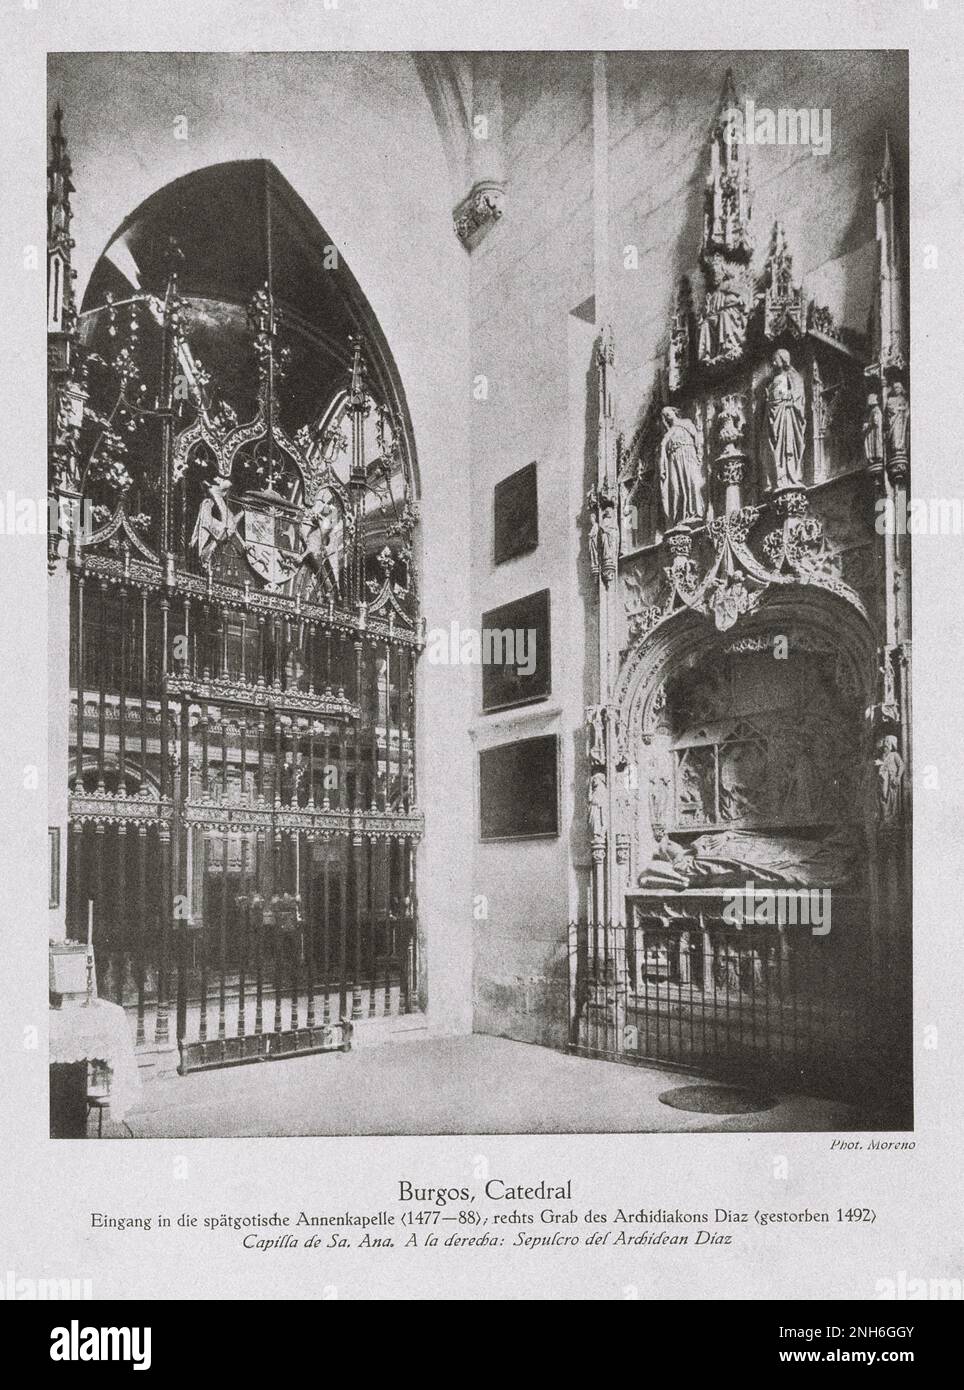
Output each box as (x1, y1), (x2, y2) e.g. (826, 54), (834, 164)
(101, 1033), (867, 1138)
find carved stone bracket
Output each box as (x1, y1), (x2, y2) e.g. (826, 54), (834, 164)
(453, 179), (505, 250)
(762, 222), (806, 340)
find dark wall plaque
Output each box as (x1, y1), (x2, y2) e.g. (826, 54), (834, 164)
(481, 587), (551, 712)
(493, 461), (538, 565)
(479, 734), (560, 841)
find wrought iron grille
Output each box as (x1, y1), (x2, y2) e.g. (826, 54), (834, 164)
(569, 919), (907, 1105)
(56, 159), (424, 1072)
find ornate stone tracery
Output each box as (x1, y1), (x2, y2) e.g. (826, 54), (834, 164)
(48, 133), (425, 1062)
(586, 75), (910, 947)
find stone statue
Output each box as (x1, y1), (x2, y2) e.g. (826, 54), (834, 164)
(585, 706), (606, 769)
(658, 407), (706, 529)
(781, 733), (817, 820)
(587, 479), (620, 583)
(299, 488), (340, 595)
(698, 260), (748, 363)
(678, 759), (710, 821)
(862, 392), (884, 470)
(638, 826), (858, 889)
(191, 475), (235, 567)
(727, 739), (772, 820)
(884, 381), (909, 470)
(587, 771), (607, 840)
(646, 738), (673, 835)
(875, 734), (905, 827)
(764, 349), (807, 489)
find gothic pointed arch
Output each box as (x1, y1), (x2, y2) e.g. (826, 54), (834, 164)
(53, 136), (424, 1067)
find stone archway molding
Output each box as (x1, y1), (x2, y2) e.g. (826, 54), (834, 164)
(614, 582), (877, 762)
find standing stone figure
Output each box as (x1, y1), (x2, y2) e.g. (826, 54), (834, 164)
(191, 474), (234, 567)
(764, 349), (807, 489)
(587, 770), (608, 840)
(587, 479), (620, 583)
(698, 260), (748, 363)
(585, 706), (606, 769)
(299, 487), (341, 595)
(658, 407), (706, 529)
(884, 381), (910, 471)
(875, 734), (905, 827)
(862, 392), (884, 471)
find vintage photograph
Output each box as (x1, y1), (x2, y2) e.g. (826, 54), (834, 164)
(46, 49), (911, 1140)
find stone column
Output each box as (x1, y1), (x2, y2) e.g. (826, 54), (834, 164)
(718, 457), (746, 516)
(47, 542), (71, 942)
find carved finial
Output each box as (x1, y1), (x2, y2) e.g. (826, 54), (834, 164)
(347, 335), (370, 490)
(161, 235), (185, 286)
(348, 335), (368, 411)
(701, 70), (753, 269)
(597, 323), (615, 367)
(667, 278), (693, 392)
(762, 221), (805, 339)
(247, 281), (277, 339)
(47, 103), (74, 241)
(875, 130), (895, 202)
(718, 68), (738, 117)
(47, 102), (77, 335)
(873, 131), (905, 371)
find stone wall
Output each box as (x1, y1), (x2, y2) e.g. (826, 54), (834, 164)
(467, 50), (907, 1049)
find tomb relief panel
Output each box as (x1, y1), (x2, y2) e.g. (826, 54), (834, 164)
(628, 644), (866, 887)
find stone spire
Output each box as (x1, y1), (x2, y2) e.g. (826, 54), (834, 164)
(47, 103), (76, 337)
(874, 132), (905, 371)
(700, 69), (753, 269)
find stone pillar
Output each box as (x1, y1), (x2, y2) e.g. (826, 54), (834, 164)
(47, 546), (71, 942)
(718, 456), (746, 516)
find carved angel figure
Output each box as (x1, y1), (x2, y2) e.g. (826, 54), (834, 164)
(764, 349), (807, 489)
(658, 407), (706, 529)
(191, 475), (235, 567)
(298, 488), (341, 596)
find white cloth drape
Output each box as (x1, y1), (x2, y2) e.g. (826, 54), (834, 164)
(49, 999), (142, 1122)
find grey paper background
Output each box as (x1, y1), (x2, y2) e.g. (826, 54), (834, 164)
(1, 0), (961, 1300)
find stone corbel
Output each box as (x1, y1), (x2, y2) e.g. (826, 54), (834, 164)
(453, 178), (505, 250)
(453, 54), (506, 251)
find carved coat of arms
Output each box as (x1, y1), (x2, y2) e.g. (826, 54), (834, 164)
(238, 494), (301, 588)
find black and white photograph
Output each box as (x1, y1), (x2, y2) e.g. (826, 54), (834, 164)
(1, 0), (961, 1317)
(44, 45), (911, 1140)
